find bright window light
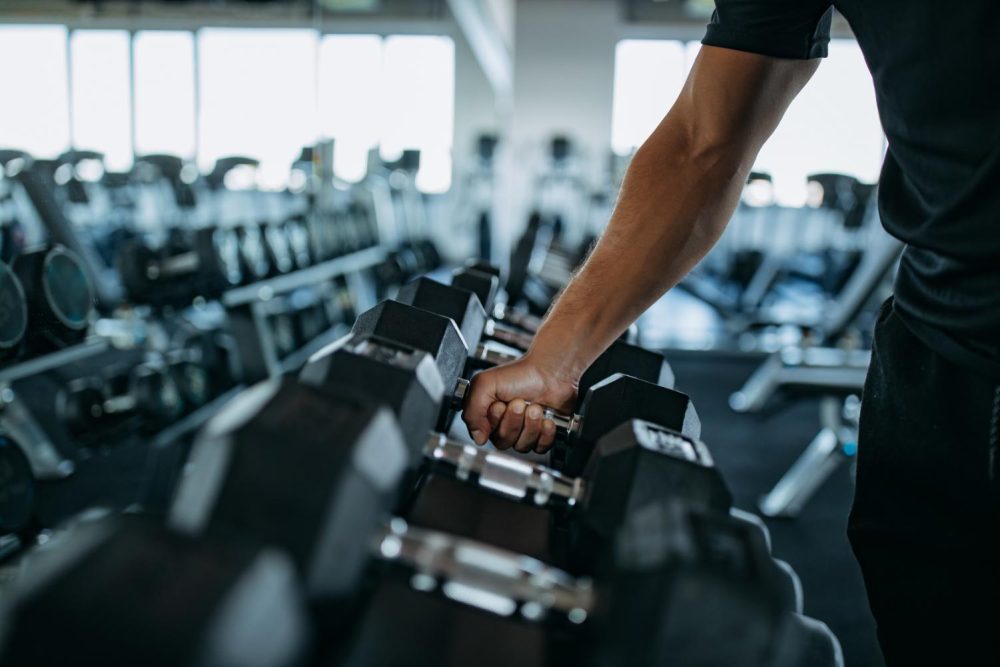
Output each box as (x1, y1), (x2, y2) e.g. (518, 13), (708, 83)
(198, 29), (318, 190)
(0, 25), (70, 158)
(381, 35), (455, 193)
(318, 34), (384, 183)
(134, 31), (197, 159)
(70, 30), (132, 171)
(611, 39), (688, 156)
(754, 39), (883, 205)
(611, 38), (883, 206)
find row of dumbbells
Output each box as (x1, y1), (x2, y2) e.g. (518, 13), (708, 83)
(117, 211), (379, 307)
(0, 263), (842, 666)
(56, 352), (218, 441)
(0, 244), (94, 363)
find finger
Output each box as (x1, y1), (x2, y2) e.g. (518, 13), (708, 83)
(493, 399), (527, 450)
(514, 404), (544, 453)
(535, 419), (557, 454)
(487, 402), (507, 432)
(462, 372), (497, 445)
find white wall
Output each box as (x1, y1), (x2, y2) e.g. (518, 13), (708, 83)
(440, 21), (501, 260)
(485, 0), (620, 264)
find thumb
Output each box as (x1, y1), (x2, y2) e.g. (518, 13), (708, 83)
(462, 371), (498, 445)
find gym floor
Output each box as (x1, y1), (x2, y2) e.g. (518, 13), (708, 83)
(668, 351), (884, 667)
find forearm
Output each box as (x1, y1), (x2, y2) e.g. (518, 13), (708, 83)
(527, 121), (753, 382)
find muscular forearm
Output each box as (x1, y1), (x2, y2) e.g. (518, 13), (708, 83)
(527, 121), (753, 382)
(463, 47), (818, 450)
(524, 47), (818, 386)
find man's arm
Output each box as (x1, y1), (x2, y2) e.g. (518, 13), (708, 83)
(463, 46), (820, 452)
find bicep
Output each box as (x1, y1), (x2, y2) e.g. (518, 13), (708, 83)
(652, 46), (820, 162)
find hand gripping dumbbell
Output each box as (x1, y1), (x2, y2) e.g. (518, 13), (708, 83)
(169, 380), (819, 667)
(58, 363), (184, 436)
(117, 227), (242, 302)
(13, 245), (94, 352)
(349, 299), (697, 473)
(300, 332), (797, 591)
(0, 515), (309, 667)
(301, 334), (726, 568)
(395, 278), (674, 393)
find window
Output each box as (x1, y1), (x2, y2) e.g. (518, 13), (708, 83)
(134, 31), (197, 159)
(754, 40), (883, 205)
(70, 30), (132, 170)
(198, 29), (318, 190)
(318, 34), (455, 193)
(381, 35), (455, 194)
(0, 25), (70, 157)
(318, 35), (384, 183)
(610, 38), (883, 205)
(611, 39), (688, 156)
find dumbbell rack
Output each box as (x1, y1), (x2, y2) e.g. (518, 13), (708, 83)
(0, 339), (244, 539)
(221, 245), (386, 383)
(0, 339), (111, 480)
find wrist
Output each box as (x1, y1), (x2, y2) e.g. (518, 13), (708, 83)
(524, 330), (590, 388)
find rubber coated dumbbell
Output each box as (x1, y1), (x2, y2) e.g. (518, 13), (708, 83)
(350, 300), (698, 471)
(0, 515), (308, 667)
(117, 227), (242, 303)
(301, 335), (727, 569)
(395, 276), (662, 389)
(170, 382), (810, 667)
(58, 363), (184, 436)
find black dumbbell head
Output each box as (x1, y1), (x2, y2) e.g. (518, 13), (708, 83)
(463, 259), (502, 280)
(170, 377), (408, 600)
(451, 268), (499, 313)
(567, 374), (701, 476)
(599, 501), (791, 667)
(197, 227), (243, 290)
(0, 516), (308, 667)
(261, 222), (294, 276)
(395, 277), (487, 352)
(14, 245), (93, 350)
(352, 301), (468, 399)
(57, 376), (107, 435)
(169, 357), (211, 409)
(577, 341), (675, 405)
(579, 420), (731, 544)
(301, 334), (445, 462)
(0, 262), (27, 360)
(131, 364), (184, 424)
(284, 217), (312, 271)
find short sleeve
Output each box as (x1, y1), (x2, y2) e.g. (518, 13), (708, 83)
(702, 1), (834, 60)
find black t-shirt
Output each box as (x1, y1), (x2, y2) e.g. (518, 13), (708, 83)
(703, 1), (1000, 380)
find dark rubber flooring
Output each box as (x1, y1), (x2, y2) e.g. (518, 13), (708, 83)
(667, 351), (885, 667)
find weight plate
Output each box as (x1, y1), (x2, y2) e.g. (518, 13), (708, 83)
(41, 247), (93, 331)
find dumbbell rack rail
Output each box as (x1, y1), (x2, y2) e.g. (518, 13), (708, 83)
(221, 246), (386, 383)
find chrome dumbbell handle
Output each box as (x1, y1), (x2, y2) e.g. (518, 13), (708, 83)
(375, 518), (594, 624)
(423, 433), (585, 508)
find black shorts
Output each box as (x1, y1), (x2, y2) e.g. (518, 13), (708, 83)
(848, 298), (1000, 666)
